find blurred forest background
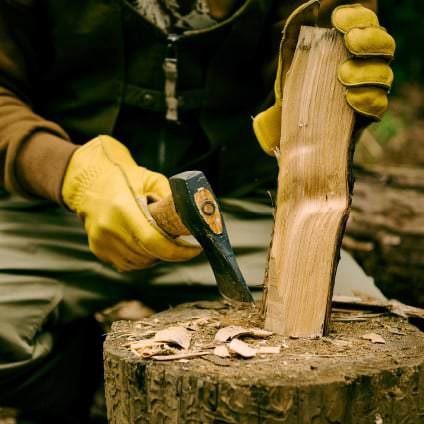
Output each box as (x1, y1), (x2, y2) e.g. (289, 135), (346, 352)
(355, 0), (424, 165)
(344, 0), (424, 308)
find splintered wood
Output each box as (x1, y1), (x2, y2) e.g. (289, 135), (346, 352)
(264, 27), (355, 337)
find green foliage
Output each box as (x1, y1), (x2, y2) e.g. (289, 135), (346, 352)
(370, 110), (405, 146)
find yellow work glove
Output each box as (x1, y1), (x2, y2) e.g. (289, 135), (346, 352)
(253, 1), (396, 156)
(61, 135), (201, 272)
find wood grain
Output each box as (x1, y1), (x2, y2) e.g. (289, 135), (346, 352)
(148, 194), (190, 237)
(264, 27), (355, 337)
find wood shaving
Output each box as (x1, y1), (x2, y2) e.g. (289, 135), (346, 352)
(361, 333), (386, 344)
(375, 413), (383, 424)
(214, 325), (272, 343)
(332, 313), (383, 322)
(389, 299), (424, 320)
(129, 341), (176, 358)
(228, 339), (257, 358)
(152, 351), (209, 361)
(183, 317), (211, 331)
(213, 345), (230, 358)
(153, 326), (191, 350)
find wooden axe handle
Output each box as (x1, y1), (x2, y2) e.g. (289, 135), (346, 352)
(148, 195), (190, 237)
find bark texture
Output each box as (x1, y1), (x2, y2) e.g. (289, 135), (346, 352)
(344, 165), (424, 306)
(104, 301), (424, 423)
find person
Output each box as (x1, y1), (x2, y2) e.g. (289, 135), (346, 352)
(0, 0), (394, 421)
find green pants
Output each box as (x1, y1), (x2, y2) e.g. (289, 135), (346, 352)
(0, 193), (274, 420)
(0, 193), (382, 420)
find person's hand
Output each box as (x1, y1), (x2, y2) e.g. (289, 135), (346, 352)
(253, 0), (395, 156)
(61, 135), (201, 271)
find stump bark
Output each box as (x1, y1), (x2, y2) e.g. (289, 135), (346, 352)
(104, 301), (424, 423)
(344, 165), (424, 307)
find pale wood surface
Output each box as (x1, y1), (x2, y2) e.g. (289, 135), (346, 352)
(264, 27), (355, 336)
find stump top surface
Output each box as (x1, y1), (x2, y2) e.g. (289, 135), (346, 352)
(105, 301), (424, 386)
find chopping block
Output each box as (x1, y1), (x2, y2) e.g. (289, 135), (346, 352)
(103, 26), (424, 423)
(104, 301), (424, 423)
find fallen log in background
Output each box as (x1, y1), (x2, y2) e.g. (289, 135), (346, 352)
(344, 164), (424, 307)
(263, 27), (355, 337)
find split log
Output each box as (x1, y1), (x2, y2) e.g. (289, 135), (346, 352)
(344, 164), (424, 307)
(104, 301), (424, 423)
(264, 27), (355, 336)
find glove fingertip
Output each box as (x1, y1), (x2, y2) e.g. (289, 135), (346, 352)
(346, 87), (388, 120)
(332, 4), (379, 34)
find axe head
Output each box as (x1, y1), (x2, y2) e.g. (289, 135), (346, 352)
(169, 171), (255, 305)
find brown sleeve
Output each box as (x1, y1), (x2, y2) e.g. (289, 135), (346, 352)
(0, 1), (78, 203)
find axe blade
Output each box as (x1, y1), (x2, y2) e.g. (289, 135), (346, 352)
(169, 171), (254, 305)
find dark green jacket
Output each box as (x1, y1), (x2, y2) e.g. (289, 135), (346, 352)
(0, 0), (285, 201)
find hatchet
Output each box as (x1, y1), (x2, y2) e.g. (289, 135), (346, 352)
(148, 170), (254, 305)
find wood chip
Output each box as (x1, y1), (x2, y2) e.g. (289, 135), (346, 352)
(228, 339), (257, 358)
(129, 341), (176, 358)
(257, 346), (281, 354)
(152, 351), (209, 361)
(214, 326), (273, 343)
(361, 333), (386, 344)
(153, 326), (191, 350)
(184, 317), (211, 331)
(126, 339), (156, 350)
(389, 300), (424, 320)
(213, 345), (230, 358)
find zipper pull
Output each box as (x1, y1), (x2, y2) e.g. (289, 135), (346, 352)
(163, 34), (179, 122)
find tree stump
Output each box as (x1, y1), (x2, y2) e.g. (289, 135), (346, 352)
(344, 165), (424, 307)
(104, 301), (424, 423)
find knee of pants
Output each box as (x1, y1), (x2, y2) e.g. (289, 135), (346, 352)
(0, 317), (103, 420)
(0, 276), (63, 364)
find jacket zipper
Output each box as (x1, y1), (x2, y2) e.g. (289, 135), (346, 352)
(163, 33), (180, 122)
(161, 0), (252, 122)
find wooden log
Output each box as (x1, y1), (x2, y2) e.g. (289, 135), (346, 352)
(264, 27), (355, 336)
(104, 301), (424, 423)
(344, 164), (424, 307)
